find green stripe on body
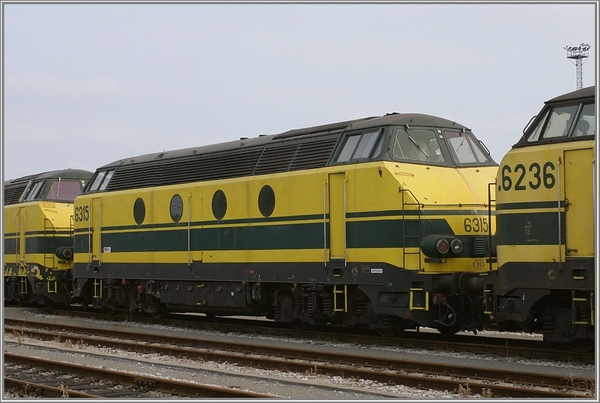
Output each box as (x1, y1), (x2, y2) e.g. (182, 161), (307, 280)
(496, 211), (565, 245)
(75, 218), (455, 253)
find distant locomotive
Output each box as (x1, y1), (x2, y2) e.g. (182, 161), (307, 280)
(483, 86), (596, 348)
(4, 169), (92, 306)
(71, 113), (498, 336)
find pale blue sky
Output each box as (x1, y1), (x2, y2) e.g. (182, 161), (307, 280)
(1, 2), (597, 180)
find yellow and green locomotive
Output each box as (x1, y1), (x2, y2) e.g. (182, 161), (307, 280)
(484, 86), (596, 347)
(72, 113), (497, 335)
(4, 169), (92, 305)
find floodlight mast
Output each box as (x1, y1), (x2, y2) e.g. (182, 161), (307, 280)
(564, 43), (590, 90)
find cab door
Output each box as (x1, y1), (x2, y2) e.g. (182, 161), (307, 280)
(564, 148), (594, 256)
(91, 198), (102, 267)
(188, 191), (203, 265)
(328, 173), (346, 265)
(16, 207), (26, 268)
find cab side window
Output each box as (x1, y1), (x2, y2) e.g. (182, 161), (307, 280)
(87, 170), (115, 193)
(23, 181), (44, 201)
(573, 103), (595, 137)
(335, 129), (383, 163)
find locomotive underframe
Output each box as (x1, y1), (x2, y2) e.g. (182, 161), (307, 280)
(483, 258), (595, 344)
(73, 260), (484, 335)
(4, 265), (72, 306)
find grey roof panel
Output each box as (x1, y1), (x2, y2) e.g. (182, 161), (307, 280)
(98, 113), (469, 170)
(546, 86), (595, 104)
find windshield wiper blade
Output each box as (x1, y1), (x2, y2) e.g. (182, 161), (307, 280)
(405, 124), (429, 157)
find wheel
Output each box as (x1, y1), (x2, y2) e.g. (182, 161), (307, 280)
(151, 311), (163, 319)
(436, 325), (462, 337)
(375, 328), (397, 337)
(291, 320), (312, 331)
(150, 305), (166, 319)
(566, 339), (594, 353)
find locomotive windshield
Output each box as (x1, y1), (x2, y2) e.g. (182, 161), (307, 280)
(391, 126), (492, 166)
(445, 130), (492, 164)
(525, 101), (596, 142)
(22, 178), (86, 202)
(392, 127), (445, 163)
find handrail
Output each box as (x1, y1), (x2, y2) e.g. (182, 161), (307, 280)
(487, 182), (496, 272)
(323, 182), (327, 267)
(557, 156), (562, 271)
(400, 188), (422, 271)
(187, 195), (191, 267)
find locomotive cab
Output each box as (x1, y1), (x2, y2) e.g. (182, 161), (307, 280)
(4, 169), (93, 306)
(483, 86), (596, 348)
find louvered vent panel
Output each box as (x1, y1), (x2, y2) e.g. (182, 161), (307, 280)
(4, 185), (27, 205)
(157, 149), (262, 185)
(289, 137), (338, 170)
(106, 162), (166, 191)
(473, 237), (487, 256)
(102, 135), (340, 192)
(253, 144), (298, 175)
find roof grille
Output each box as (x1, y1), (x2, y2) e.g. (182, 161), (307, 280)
(106, 162), (166, 191)
(253, 144), (297, 175)
(290, 137), (338, 170)
(97, 134), (342, 193)
(158, 149), (262, 185)
(4, 184), (27, 205)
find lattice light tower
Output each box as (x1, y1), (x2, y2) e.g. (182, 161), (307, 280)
(564, 43), (590, 90)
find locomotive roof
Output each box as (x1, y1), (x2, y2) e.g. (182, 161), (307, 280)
(546, 85), (595, 104)
(99, 113), (470, 169)
(4, 169), (93, 206)
(513, 85), (596, 149)
(4, 168), (93, 187)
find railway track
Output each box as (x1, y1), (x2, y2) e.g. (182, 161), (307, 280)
(36, 306), (594, 364)
(4, 316), (594, 398)
(4, 353), (274, 399)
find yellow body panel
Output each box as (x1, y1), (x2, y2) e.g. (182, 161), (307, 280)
(496, 139), (594, 266)
(74, 161), (497, 275)
(4, 202), (75, 274)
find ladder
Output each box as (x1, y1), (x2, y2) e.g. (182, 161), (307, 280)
(572, 290), (594, 326)
(332, 284), (347, 312)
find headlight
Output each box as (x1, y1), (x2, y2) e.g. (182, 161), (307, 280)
(450, 238), (463, 254)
